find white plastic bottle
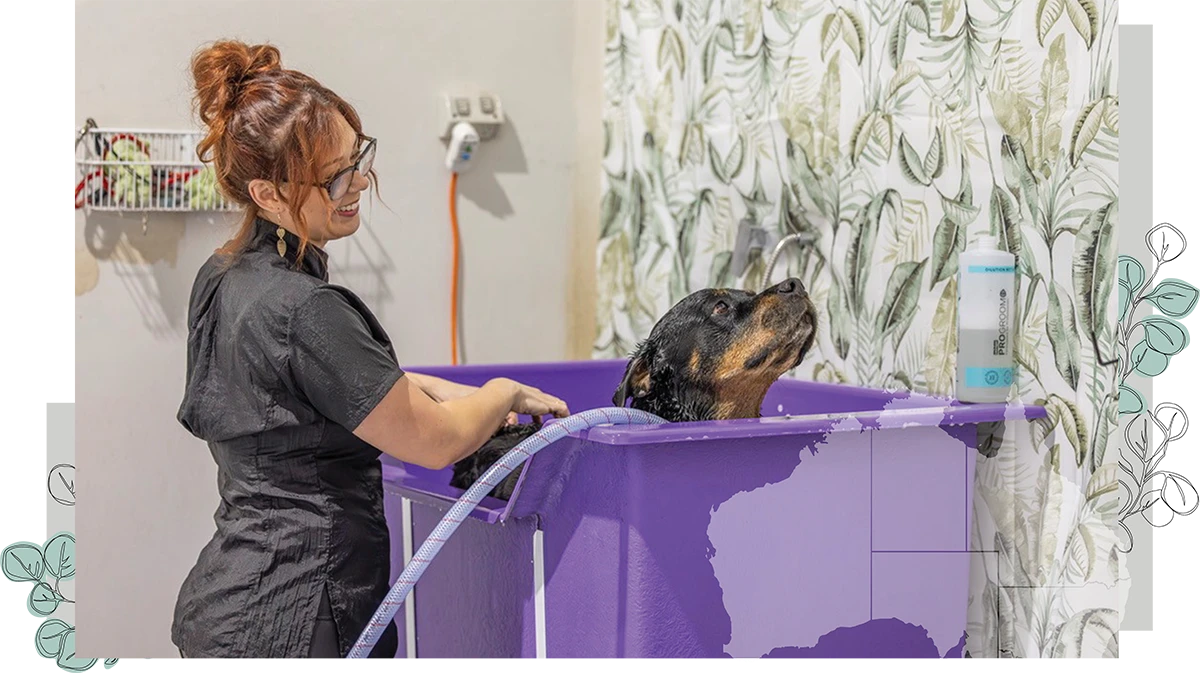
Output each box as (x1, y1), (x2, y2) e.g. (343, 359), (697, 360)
(956, 235), (1016, 403)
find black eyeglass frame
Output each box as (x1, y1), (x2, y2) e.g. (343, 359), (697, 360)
(318, 134), (377, 201)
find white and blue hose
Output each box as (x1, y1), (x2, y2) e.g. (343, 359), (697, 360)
(347, 406), (665, 658)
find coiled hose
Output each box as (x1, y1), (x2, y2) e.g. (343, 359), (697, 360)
(347, 406), (665, 658)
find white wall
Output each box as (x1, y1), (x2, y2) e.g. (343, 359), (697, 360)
(74, 0), (602, 657)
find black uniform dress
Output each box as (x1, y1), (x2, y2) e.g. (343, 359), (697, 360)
(173, 217), (401, 658)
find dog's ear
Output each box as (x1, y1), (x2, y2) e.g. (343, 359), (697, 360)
(613, 342), (655, 406)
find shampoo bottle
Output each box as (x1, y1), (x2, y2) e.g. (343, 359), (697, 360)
(956, 235), (1016, 403)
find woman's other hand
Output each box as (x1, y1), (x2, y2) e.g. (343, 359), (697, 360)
(407, 373), (519, 427)
(494, 378), (570, 419)
(353, 374), (568, 470)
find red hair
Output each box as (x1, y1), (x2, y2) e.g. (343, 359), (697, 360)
(189, 40), (373, 264)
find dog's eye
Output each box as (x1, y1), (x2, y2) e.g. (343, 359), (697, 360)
(712, 301), (729, 316)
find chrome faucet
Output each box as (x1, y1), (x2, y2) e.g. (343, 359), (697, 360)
(731, 215), (820, 292)
(761, 231), (819, 292)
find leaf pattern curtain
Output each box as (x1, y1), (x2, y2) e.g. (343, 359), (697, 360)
(596, 0), (1122, 657)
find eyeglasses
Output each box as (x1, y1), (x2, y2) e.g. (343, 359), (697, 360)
(320, 134), (376, 201)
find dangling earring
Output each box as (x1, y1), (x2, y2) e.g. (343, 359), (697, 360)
(276, 227), (287, 257)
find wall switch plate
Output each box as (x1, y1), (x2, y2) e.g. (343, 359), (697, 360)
(440, 92), (504, 142)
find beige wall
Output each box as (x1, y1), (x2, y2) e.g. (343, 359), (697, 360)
(74, 0), (602, 657)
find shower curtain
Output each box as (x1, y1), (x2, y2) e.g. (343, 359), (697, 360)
(595, 0), (1122, 657)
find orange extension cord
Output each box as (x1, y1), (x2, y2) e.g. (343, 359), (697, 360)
(449, 172), (461, 366)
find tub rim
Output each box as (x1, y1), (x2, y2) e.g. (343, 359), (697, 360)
(404, 359), (1047, 446)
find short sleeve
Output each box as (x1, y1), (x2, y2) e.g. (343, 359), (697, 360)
(288, 287), (404, 431)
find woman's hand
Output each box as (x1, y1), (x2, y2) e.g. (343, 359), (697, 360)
(407, 373), (537, 427)
(433, 379), (521, 427)
(354, 375), (568, 471)
(495, 378), (570, 419)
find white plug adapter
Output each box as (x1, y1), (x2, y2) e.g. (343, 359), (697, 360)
(445, 122), (480, 173)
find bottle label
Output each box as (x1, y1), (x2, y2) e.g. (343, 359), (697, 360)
(967, 265), (1015, 273)
(995, 288), (1009, 356)
(964, 367), (1014, 388)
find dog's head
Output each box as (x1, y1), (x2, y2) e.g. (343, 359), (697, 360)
(612, 278), (817, 421)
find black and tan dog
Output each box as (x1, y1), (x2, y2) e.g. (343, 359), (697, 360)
(449, 278), (818, 500)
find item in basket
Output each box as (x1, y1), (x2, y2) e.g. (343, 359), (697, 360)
(186, 166), (222, 209)
(103, 135), (152, 207)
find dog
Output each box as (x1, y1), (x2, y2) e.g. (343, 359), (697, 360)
(449, 278), (818, 500)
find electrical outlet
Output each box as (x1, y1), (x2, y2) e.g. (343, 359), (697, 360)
(440, 91), (504, 142)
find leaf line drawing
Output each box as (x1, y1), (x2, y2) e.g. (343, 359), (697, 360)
(1118, 412), (1156, 549)
(33, 617), (118, 672)
(1115, 222), (1198, 552)
(48, 464), (76, 507)
(3, 535), (77, 609)
(31, 398), (114, 666)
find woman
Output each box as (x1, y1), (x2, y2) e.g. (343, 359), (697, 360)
(173, 40), (569, 659)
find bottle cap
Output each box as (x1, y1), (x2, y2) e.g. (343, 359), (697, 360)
(976, 234), (999, 249)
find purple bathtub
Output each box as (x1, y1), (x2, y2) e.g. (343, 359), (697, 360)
(379, 359), (1046, 658)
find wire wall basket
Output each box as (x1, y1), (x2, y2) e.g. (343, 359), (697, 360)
(74, 119), (239, 213)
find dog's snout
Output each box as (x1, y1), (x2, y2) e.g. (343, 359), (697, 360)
(777, 278), (803, 295)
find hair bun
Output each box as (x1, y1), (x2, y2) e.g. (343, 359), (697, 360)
(191, 40), (282, 127)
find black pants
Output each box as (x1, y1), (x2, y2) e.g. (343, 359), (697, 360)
(304, 583), (398, 662)
(177, 587), (398, 658)
(307, 583), (345, 662)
